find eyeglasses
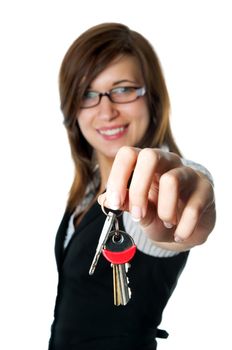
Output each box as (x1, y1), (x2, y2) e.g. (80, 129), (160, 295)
(80, 86), (146, 108)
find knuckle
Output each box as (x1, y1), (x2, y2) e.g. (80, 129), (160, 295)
(159, 172), (179, 191)
(116, 146), (138, 163)
(169, 151), (182, 165)
(138, 148), (159, 165)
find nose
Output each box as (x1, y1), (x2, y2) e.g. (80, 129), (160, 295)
(96, 95), (119, 121)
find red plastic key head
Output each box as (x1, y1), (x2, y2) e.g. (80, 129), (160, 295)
(102, 230), (136, 264)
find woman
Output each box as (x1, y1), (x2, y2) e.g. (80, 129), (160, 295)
(48, 23), (216, 350)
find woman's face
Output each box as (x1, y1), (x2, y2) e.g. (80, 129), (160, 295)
(77, 55), (150, 165)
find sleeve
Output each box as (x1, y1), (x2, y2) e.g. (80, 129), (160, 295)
(123, 212), (180, 258)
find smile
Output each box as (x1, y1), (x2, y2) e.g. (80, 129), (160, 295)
(98, 126), (127, 136)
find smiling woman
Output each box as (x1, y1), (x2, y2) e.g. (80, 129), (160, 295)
(77, 55), (150, 170)
(48, 22), (215, 350)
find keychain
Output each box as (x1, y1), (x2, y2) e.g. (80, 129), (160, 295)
(89, 202), (136, 305)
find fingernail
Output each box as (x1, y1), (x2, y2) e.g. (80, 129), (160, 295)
(106, 190), (121, 210)
(163, 221), (174, 229)
(174, 235), (183, 243)
(131, 206), (142, 222)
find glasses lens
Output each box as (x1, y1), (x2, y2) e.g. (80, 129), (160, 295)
(81, 91), (99, 108)
(111, 87), (138, 103)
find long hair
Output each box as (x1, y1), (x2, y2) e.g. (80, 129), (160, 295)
(59, 22), (182, 211)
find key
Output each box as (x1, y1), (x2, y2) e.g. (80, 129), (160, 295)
(112, 264), (121, 306)
(111, 264), (131, 306)
(103, 230), (136, 306)
(118, 263), (131, 305)
(104, 231), (135, 305)
(89, 211), (116, 275)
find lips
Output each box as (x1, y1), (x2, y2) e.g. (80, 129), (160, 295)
(97, 125), (128, 138)
(98, 126), (126, 136)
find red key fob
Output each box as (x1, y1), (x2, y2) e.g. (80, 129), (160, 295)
(102, 230), (136, 264)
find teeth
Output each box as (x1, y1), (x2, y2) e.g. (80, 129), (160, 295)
(99, 127), (125, 136)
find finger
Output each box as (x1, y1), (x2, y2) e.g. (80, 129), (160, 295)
(157, 166), (198, 227)
(128, 148), (183, 221)
(105, 146), (139, 210)
(97, 192), (106, 207)
(174, 177), (214, 242)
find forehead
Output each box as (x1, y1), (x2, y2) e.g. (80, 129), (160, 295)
(89, 55), (144, 89)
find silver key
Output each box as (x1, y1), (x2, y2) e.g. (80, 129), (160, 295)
(112, 264), (121, 306)
(89, 211), (116, 275)
(117, 263), (131, 305)
(111, 262), (131, 306)
(104, 231), (134, 306)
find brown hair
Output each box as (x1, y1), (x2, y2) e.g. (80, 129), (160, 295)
(59, 22), (182, 211)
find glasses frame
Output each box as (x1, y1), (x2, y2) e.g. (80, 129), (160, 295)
(80, 86), (146, 109)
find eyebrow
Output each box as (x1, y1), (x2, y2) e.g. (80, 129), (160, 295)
(112, 79), (138, 85)
(88, 79), (138, 90)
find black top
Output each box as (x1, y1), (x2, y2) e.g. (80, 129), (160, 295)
(48, 201), (189, 350)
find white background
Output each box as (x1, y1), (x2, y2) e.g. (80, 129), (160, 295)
(0, 1), (231, 349)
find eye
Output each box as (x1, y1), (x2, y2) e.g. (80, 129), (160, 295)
(111, 87), (135, 95)
(83, 91), (99, 100)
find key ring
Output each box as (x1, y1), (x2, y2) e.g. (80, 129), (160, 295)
(100, 197), (123, 218)
(101, 197), (122, 235)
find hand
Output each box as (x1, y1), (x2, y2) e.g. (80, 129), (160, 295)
(98, 146), (216, 251)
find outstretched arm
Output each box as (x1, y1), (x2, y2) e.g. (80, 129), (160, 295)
(98, 146), (216, 252)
